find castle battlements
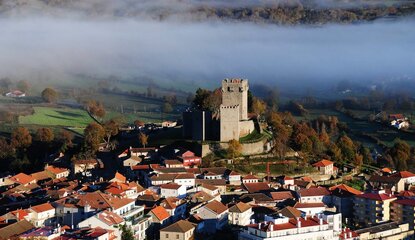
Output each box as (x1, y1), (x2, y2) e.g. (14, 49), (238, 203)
(220, 105), (240, 109)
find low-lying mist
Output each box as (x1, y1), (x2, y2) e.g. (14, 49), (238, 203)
(1, 16), (414, 94)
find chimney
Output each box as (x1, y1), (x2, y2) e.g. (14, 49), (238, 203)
(319, 218), (323, 225)
(304, 215), (307, 220)
(270, 224), (274, 231)
(348, 231), (352, 238)
(344, 233), (347, 239)
(251, 219), (255, 224)
(297, 218), (301, 228)
(258, 223), (262, 229)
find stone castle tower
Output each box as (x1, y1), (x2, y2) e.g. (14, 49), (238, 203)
(220, 78), (254, 142)
(221, 78), (249, 120)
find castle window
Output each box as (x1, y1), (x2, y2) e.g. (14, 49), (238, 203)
(228, 87), (233, 92)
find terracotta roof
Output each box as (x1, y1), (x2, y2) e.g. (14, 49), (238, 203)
(191, 191), (215, 203)
(294, 202), (325, 208)
(150, 206), (170, 221)
(112, 172), (126, 182)
(329, 184), (362, 195)
(131, 165), (150, 170)
(31, 203), (54, 213)
(243, 182), (270, 193)
(355, 192), (396, 201)
(203, 200), (228, 214)
(391, 171), (415, 179)
(381, 167), (392, 173)
(200, 183), (218, 191)
(56, 191), (134, 210)
(277, 206), (302, 218)
(161, 197), (181, 210)
(151, 174), (177, 182)
(97, 210), (124, 226)
(240, 193), (274, 203)
(229, 171), (240, 176)
(398, 190), (415, 197)
(161, 220), (196, 233)
(229, 202), (252, 213)
(31, 171), (51, 181)
(339, 228), (359, 239)
(247, 216), (327, 232)
(165, 160), (183, 165)
(0, 220), (34, 239)
(393, 199), (415, 207)
(45, 166), (69, 175)
(243, 174), (259, 180)
(299, 187), (330, 197)
(160, 182), (182, 190)
(10, 173), (35, 185)
(175, 173), (195, 179)
(369, 174), (401, 184)
(270, 191), (295, 201)
(312, 159), (333, 167)
(195, 179), (227, 186)
(11, 209), (29, 220)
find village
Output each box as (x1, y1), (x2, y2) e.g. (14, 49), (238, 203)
(0, 79), (413, 240)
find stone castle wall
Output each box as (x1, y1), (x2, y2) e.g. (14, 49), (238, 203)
(220, 105), (240, 142)
(221, 78), (249, 121)
(239, 120), (255, 138)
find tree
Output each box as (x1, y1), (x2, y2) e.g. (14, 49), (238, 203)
(0, 77), (12, 93)
(162, 102), (173, 113)
(0, 137), (14, 159)
(84, 122), (105, 152)
(251, 97), (266, 116)
(139, 132), (149, 148)
(11, 127), (32, 149)
(36, 128), (54, 143)
(16, 80), (30, 93)
(103, 119), (119, 146)
(134, 120), (145, 128)
(272, 122), (290, 159)
(227, 139), (242, 159)
(59, 130), (73, 151)
(41, 87), (58, 103)
(336, 134), (356, 162)
(120, 224), (134, 240)
(86, 100), (106, 118)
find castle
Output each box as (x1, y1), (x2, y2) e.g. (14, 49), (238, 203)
(183, 78), (255, 142)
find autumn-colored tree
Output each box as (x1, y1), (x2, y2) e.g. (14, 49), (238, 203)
(84, 122), (105, 152)
(192, 88), (221, 112)
(86, 100), (106, 118)
(134, 120), (145, 128)
(16, 80), (30, 93)
(336, 134), (356, 162)
(59, 130), (73, 149)
(139, 132), (149, 148)
(272, 122), (290, 159)
(227, 139), (242, 159)
(162, 102), (173, 113)
(319, 127), (330, 146)
(36, 128), (54, 143)
(251, 97), (267, 116)
(11, 127), (32, 149)
(354, 154), (363, 168)
(327, 142), (342, 163)
(293, 133), (313, 153)
(103, 119), (119, 146)
(267, 111), (282, 129)
(41, 87), (58, 103)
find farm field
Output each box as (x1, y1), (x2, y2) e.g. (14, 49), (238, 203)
(19, 107), (94, 127)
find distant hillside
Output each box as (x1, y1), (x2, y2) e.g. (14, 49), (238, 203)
(0, 0), (415, 24)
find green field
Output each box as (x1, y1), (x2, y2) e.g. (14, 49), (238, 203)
(19, 107), (94, 127)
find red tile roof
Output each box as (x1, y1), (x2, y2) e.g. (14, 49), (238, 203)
(112, 172), (126, 182)
(312, 159), (333, 167)
(10, 173), (35, 185)
(243, 182), (270, 193)
(247, 216), (327, 232)
(355, 192), (396, 201)
(299, 187), (330, 197)
(294, 202), (325, 208)
(243, 174), (259, 180)
(381, 167), (393, 173)
(150, 206), (170, 221)
(160, 182), (182, 190)
(339, 228), (359, 239)
(204, 200), (228, 214)
(31, 203), (54, 213)
(329, 184), (362, 195)
(97, 210), (124, 226)
(391, 171), (415, 179)
(45, 166), (69, 175)
(270, 191), (295, 201)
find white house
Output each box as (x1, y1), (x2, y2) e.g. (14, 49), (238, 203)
(227, 171), (241, 185)
(294, 202), (326, 216)
(78, 210), (125, 239)
(160, 183), (187, 199)
(197, 200), (228, 233)
(28, 203), (56, 227)
(312, 159), (336, 175)
(174, 173), (196, 188)
(242, 175), (259, 184)
(239, 215), (337, 240)
(228, 202), (253, 226)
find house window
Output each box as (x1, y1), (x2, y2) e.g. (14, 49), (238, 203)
(176, 234), (179, 239)
(166, 234), (169, 238)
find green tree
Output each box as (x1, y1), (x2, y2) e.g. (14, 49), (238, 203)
(162, 102), (173, 113)
(16, 80), (30, 93)
(121, 224), (134, 240)
(41, 87), (58, 103)
(0, 137), (14, 159)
